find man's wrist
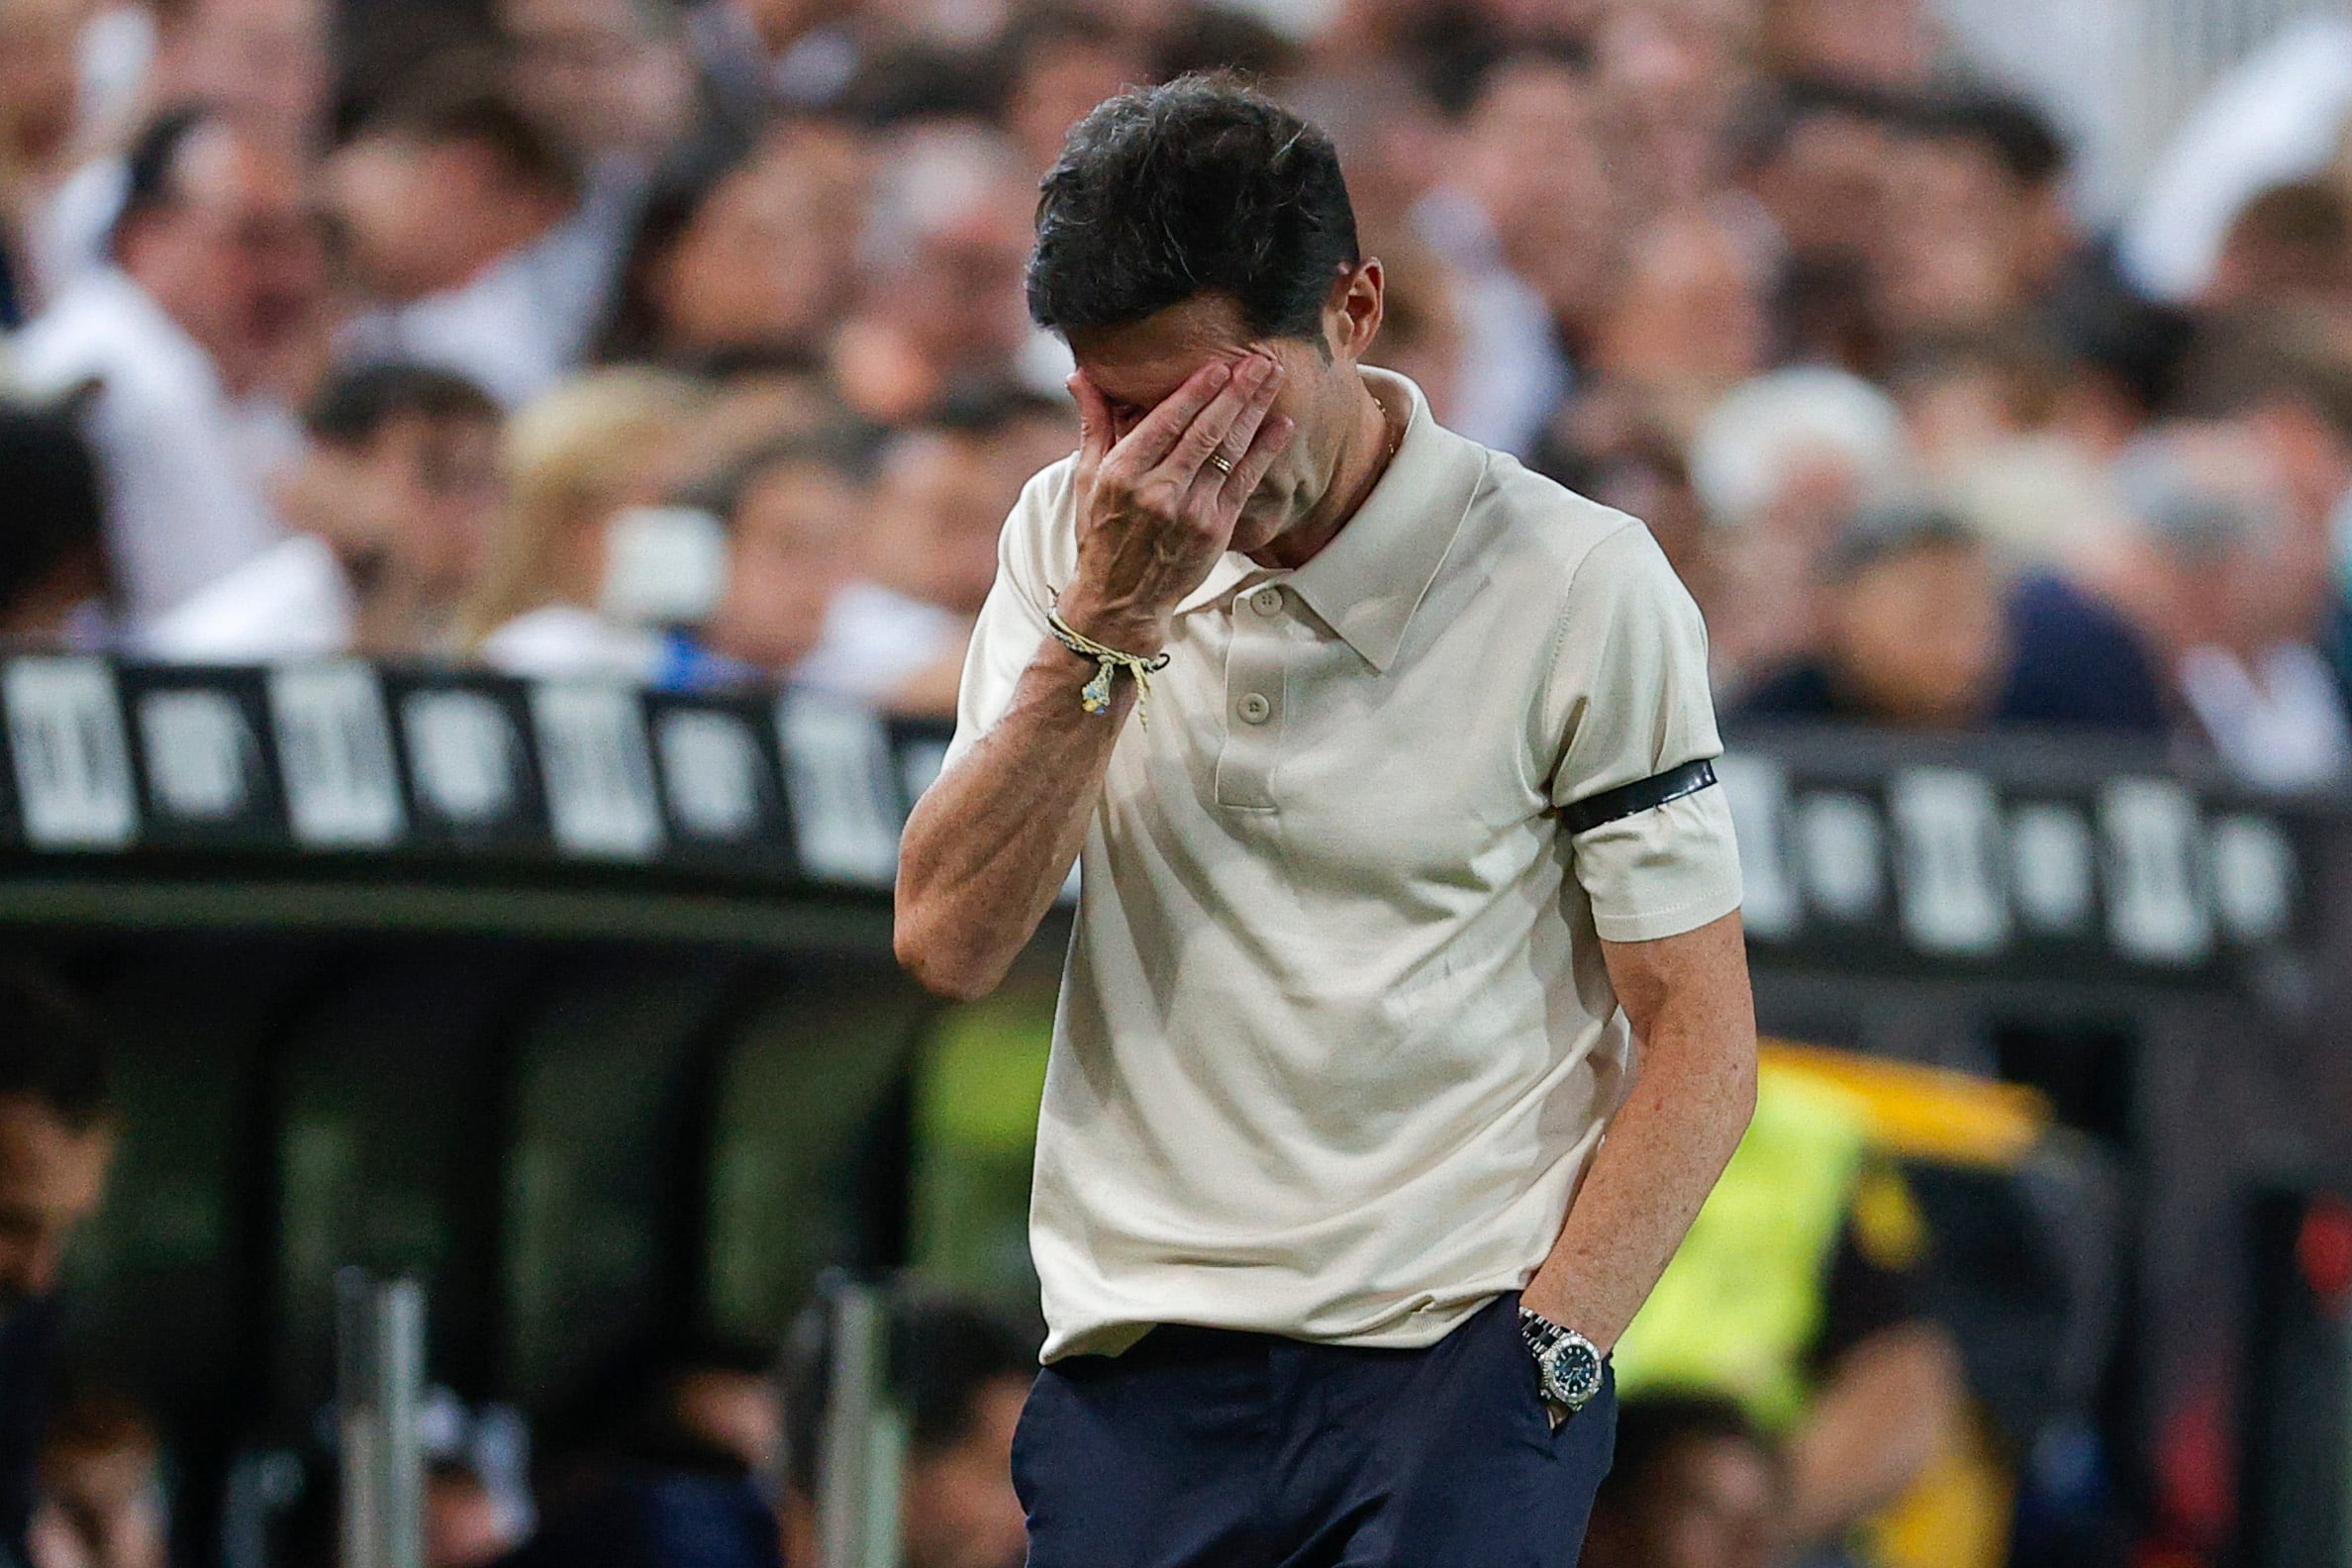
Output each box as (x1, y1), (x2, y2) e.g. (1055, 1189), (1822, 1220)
(1052, 586), (1170, 657)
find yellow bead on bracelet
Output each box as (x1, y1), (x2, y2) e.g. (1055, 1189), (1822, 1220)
(1046, 595), (1173, 728)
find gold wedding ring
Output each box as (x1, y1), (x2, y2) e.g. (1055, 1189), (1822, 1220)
(1209, 454), (1235, 475)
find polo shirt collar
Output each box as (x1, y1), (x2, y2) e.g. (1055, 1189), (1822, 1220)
(1282, 368), (1484, 672)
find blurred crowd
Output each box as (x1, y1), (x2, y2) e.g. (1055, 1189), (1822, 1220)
(5, 0), (2352, 783)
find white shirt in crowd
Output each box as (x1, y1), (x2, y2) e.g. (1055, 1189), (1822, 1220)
(945, 368), (1744, 1362)
(11, 267), (294, 627)
(2179, 641), (2352, 793)
(793, 581), (968, 701)
(336, 168), (637, 411)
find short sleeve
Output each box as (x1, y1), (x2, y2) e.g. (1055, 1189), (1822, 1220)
(1545, 523), (1742, 942)
(939, 459), (1072, 775)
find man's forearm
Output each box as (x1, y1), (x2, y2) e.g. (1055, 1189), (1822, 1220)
(894, 637), (1131, 1000)
(1521, 913), (1756, 1348)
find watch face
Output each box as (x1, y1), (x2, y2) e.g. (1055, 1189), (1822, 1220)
(1544, 1339), (1604, 1406)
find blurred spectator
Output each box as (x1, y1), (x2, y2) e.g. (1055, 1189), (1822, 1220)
(26, 1391), (166, 1568)
(1736, 502), (2007, 729)
(688, 0), (874, 121)
(596, 124), (868, 371)
(0, 968), (117, 1568)
(462, 367), (709, 678)
(1416, 46), (1607, 454)
(0, 0), (88, 329)
(134, 360), (509, 661)
(1589, 204), (1775, 441)
(31, 0), (335, 296)
(1734, 78), (1902, 372)
(1581, 1395), (1781, 1568)
(1590, 0), (1757, 219)
(330, 67), (593, 408)
(2205, 180), (2352, 313)
(1873, 91), (2073, 352)
(424, 1459), (516, 1568)
(496, 0), (700, 176)
(998, 8), (1147, 177)
(671, 429), (866, 686)
(12, 108), (322, 630)
(2106, 424), (2351, 789)
(505, 1333), (781, 1568)
(781, 1290), (1033, 1568)
(0, 395), (109, 643)
(2118, 12), (2352, 305)
(833, 125), (1041, 424)
(1688, 365), (1912, 681)
(798, 389), (1067, 712)
(1613, 1055), (1972, 1567)
(1735, 499), (2167, 734)
(272, 361), (504, 656)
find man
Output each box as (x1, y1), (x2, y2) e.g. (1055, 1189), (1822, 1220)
(12, 108), (324, 633)
(1731, 500), (2167, 735)
(144, 360), (506, 660)
(329, 69), (592, 408)
(0, 968), (118, 1568)
(896, 76), (1756, 1566)
(503, 1333), (783, 1568)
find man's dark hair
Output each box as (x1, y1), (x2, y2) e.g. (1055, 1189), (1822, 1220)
(304, 361), (500, 445)
(1027, 73), (1360, 342)
(1901, 87), (2068, 190)
(0, 965), (111, 1132)
(0, 395), (109, 631)
(111, 104), (218, 258)
(2175, 303), (2352, 443)
(347, 61), (581, 204)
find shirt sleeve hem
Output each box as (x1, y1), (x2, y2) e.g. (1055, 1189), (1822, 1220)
(1591, 883), (1744, 944)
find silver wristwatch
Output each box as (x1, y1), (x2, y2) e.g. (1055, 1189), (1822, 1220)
(1518, 1307), (1606, 1416)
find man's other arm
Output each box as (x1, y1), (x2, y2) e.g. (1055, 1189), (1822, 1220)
(1520, 910), (1757, 1349)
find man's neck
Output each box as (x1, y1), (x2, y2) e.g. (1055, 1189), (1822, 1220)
(1250, 377), (1397, 572)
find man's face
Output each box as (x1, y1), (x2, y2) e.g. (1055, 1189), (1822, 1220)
(900, 1375), (1029, 1568)
(672, 1368), (784, 1476)
(1829, 539), (2006, 728)
(1067, 285), (1371, 560)
(125, 125), (325, 392)
(1875, 135), (2031, 339)
(498, 0), (693, 164)
(0, 1096), (112, 1316)
(704, 459), (858, 671)
(883, 433), (1020, 616)
(290, 413), (504, 605)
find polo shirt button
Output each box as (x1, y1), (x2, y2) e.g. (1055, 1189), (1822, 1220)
(1237, 692), (1273, 725)
(1250, 587), (1284, 617)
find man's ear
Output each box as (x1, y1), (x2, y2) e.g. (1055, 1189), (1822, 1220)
(1327, 259), (1385, 365)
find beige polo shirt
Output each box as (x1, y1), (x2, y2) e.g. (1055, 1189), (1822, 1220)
(942, 369), (1742, 1361)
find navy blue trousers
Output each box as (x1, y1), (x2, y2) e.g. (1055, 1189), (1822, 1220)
(1012, 1294), (1617, 1568)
